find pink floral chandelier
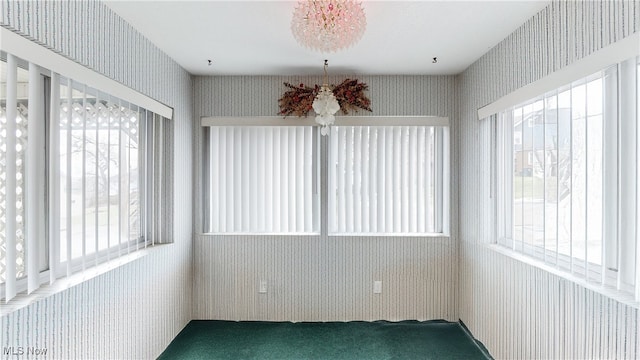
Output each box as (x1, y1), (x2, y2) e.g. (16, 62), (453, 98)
(291, 0), (366, 53)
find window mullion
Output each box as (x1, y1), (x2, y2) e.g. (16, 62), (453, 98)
(117, 99), (125, 256)
(93, 92), (99, 265)
(64, 79), (73, 276)
(48, 72), (60, 284)
(149, 114), (156, 243)
(139, 110), (147, 245)
(489, 115), (497, 242)
(602, 64), (619, 286)
(542, 96), (547, 264)
(569, 84), (574, 274)
(106, 97), (112, 260)
(156, 114), (163, 244)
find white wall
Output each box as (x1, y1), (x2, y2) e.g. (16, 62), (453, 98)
(192, 75), (460, 321)
(0, 1), (193, 358)
(458, 1), (640, 358)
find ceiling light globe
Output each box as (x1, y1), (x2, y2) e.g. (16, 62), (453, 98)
(292, 0), (366, 53)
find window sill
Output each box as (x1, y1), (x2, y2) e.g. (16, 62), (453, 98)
(328, 232), (449, 237)
(487, 243), (640, 310)
(0, 243), (171, 317)
(198, 232), (450, 238)
(199, 232), (321, 236)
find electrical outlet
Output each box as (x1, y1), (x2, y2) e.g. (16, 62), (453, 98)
(259, 280), (267, 293)
(373, 280), (382, 294)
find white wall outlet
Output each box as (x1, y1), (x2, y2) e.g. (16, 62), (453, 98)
(373, 280), (382, 294)
(259, 280), (267, 293)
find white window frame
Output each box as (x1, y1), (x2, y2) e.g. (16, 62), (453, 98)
(1, 30), (168, 305)
(493, 55), (640, 302)
(201, 116), (450, 237)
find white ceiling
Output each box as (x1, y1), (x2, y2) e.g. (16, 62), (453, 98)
(105, 0), (550, 76)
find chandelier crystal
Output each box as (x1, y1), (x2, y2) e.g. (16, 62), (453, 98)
(291, 0), (366, 53)
(313, 85), (339, 135)
(312, 60), (340, 135)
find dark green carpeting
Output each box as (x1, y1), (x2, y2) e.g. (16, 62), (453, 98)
(158, 320), (492, 359)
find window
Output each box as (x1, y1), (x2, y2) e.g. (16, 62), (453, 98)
(1, 49), (166, 303)
(328, 126), (448, 235)
(206, 126), (320, 234)
(203, 117), (450, 237)
(57, 79), (149, 268)
(495, 56), (639, 298)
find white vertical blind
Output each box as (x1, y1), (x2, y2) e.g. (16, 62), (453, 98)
(208, 126), (318, 234)
(618, 58), (637, 294)
(496, 56), (640, 301)
(1, 49), (165, 302)
(59, 80), (154, 265)
(4, 54), (18, 302)
(328, 126), (445, 235)
(26, 63), (44, 294)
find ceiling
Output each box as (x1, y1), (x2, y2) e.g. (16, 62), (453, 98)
(105, 0), (550, 76)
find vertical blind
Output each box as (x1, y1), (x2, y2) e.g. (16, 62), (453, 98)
(1, 51), (166, 303)
(207, 126), (319, 234)
(328, 126), (445, 235)
(57, 79), (149, 273)
(1, 55), (27, 301)
(496, 56), (640, 301)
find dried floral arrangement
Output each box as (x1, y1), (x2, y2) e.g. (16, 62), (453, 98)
(278, 79), (372, 117)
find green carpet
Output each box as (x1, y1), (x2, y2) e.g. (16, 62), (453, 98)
(157, 320), (492, 359)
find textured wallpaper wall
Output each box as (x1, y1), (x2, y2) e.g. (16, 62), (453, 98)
(0, 1), (193, 358)
(193, 75), (460, 321)
(3, 0), (637, 357)
(458, 0), (640, 358)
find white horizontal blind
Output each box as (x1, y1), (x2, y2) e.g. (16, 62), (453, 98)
(208, 126), (318, 234)
(328, 126), (443, 235)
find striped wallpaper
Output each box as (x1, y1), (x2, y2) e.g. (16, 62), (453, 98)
(2, 0), (638, 358)
(193, 75), (460, 321)
(458, 0), (640, 358)
(0, 1), (193, 359)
